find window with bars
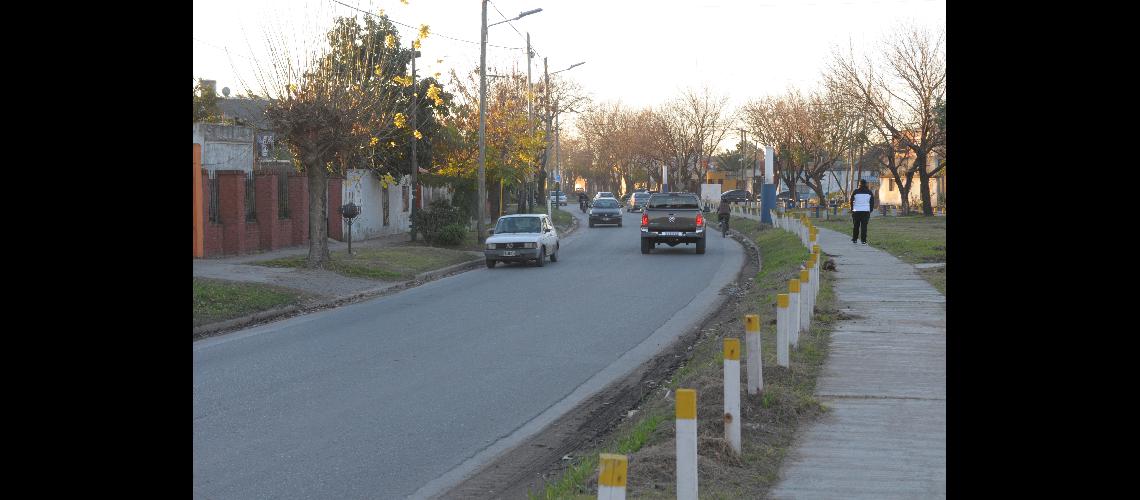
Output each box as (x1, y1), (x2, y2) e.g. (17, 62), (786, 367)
(278, 174), (290, 219)
(402, 184), (409, 212)
(888, 178), (895, 192)
(245, 172), (257, 221)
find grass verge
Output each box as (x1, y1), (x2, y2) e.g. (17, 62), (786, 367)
(251, 246), (478, 281)
(532, 218), (837, 498)
(193, 278), (308, 327)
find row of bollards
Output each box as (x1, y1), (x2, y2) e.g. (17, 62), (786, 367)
(595, 211), (825, 499)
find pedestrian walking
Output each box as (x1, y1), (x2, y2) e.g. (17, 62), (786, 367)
(850, 180), (876, 244)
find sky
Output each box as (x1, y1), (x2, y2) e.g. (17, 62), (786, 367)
(194, 0), (945, 143)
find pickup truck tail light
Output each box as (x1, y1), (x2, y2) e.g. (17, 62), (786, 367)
(695, 213), (704, 226)
(641, 213), (649, 227)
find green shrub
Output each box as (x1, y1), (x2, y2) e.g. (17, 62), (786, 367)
(435, 223), (468, 246)
(411, 199), (467, 244)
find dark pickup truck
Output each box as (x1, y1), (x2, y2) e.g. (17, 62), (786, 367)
(639, 192), (707, 254)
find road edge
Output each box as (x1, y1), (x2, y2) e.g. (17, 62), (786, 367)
(425, 223), (758, 499)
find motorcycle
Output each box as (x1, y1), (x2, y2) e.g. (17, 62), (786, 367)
(579, 199), (588, 213)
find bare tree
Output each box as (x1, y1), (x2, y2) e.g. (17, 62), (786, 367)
(651, 87), (732, 192)
(252, 15), (420, 267)
(743, 92), (803, 205)
(826, 25), (945, 215)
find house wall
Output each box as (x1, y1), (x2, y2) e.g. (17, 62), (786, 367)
(341, 170), (418, 241)
(879, 175), (942, 207)
(194, 123), (255, 174)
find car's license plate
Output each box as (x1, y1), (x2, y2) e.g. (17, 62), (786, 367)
(662, 231), (683, 236)
(502, 251), (516, 256)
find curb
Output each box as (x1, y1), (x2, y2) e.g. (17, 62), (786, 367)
(195, 217), (579, 341)
(194, 253), (486, 341)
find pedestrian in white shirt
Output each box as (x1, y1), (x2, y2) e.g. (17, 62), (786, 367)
(850, 180), (876, 244)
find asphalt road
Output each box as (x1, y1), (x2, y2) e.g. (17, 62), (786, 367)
(193, 208), (744, 499)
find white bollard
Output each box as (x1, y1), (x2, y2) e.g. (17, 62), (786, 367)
(597, 453), (628, 500)
(745, 314), (763, 395)
(812, 246), (821, 301)
(807, 256), (817, 322)
(776, 294), (789, 367)
(676, 388), (698, 500)
(799, 269), (812, 334)
(788, 279), (801, 348)
(724, 336), (742, 454)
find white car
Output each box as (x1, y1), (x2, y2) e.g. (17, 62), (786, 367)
(484, 214), (560, 268)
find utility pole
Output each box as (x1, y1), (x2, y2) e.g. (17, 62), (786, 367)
(739, 129), (747, 193)
(543, 57), (552, 216)
(477, 0), (488, 243)
(410, 43), (420, 241)
(525, 33), (534, 214)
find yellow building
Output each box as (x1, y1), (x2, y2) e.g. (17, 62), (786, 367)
(705, 171), (744, 191)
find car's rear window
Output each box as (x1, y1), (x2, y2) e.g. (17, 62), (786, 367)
(593, 199), (618, 208)
(647, 194), (699, 209)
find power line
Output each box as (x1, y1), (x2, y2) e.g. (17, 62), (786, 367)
(488, 0), (528, 44)
(328, 0), (525, 50)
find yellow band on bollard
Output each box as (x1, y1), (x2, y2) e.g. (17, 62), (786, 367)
(744, 314), (760, 332)
(800, 270), (810, 282)
(599, 453), (628, 487)
(724, 338), (740, 360)
(676, 388), (697, 419)
(789, 279), (800, 293)
(777, 293), (789, 307)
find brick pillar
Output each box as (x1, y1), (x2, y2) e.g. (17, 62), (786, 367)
(193, 145), (204, 258)
(289, 173), (309, 246)
(255, 172), (279, 251)
(327, 176), (344, 242)
(216, 170), (247, 255)
(201, 169), (221, 257)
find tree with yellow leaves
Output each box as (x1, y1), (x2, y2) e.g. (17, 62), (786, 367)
(256, 12), (446, 267)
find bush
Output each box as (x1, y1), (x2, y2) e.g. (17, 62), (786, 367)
(435, 223), (468, 246)
(411, 199), (467, 244)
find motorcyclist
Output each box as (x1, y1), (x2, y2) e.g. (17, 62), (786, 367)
(578, 192), (589, 212)
(717, 200), (731, 231)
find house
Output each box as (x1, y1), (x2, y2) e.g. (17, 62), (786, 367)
(194, 89), (452, 257)
(877, 153), (945, 209)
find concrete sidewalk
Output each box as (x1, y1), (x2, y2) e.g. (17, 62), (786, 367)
(193, 232), (415, 299)
(737, 211), (946, 498)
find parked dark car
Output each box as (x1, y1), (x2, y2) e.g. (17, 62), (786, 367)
(720, 189), (755, 203)
(588, 198), (622, 227)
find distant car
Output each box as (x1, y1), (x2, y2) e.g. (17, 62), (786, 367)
(593, 191), (615, 201)
(549, 191), (567, 205)
(627, 192), (652, 212)
(588, 198), (622, 227)
(484, 214), (560, 268)
(720, 189), (755, 203)
(620, 192), (633, 205)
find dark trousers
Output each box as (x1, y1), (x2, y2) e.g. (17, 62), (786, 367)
(852, 211), (870, 242)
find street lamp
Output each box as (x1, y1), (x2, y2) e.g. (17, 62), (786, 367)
(479, 2), (542, 243)
(543, 61), (584, 216)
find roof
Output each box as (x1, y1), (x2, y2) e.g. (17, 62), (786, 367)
(498, 213), (546, 219)
(216, 97), (273, 130)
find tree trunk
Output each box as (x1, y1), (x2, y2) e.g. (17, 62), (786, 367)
(306, 163), (331, 268)
(916, 150), (934, 216)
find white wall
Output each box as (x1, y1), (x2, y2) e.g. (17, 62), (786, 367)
(341, 171), (453, 241)
(193, 123), (254, 174)
(342, 170), (413, 240)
